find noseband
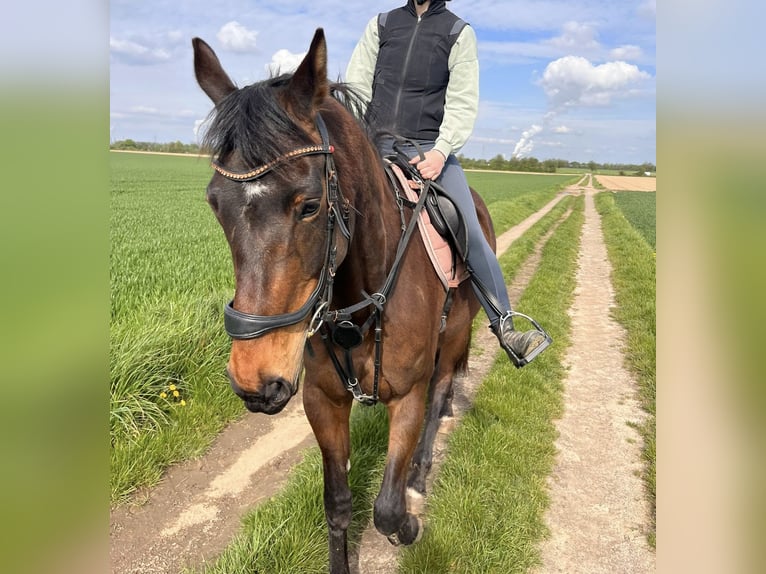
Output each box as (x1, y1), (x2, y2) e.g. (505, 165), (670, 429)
(212, 114), (351, 340)
(212, 113), (433, 406)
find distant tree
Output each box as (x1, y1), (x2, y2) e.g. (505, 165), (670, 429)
(587, 160), (597, 172)
(488, 154), (506, 170)
(542, 159), (557, 173)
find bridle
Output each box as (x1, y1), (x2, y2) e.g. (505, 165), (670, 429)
(212, 113), (351, 340)
(212, 113), (432, 405)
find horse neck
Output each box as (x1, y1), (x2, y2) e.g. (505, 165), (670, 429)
(324, 108), (402, 301)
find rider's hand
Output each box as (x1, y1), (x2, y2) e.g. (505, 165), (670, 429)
(409, 149), (446, 180)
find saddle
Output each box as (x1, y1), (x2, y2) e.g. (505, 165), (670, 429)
(383, 156), (470, 290)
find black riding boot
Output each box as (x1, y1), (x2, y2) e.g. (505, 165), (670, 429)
(490, 311), (551, 368)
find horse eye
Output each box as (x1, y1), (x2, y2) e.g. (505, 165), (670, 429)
(299, 199), (321, 219)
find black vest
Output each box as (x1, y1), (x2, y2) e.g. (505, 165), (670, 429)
(366, 1), (466, 141)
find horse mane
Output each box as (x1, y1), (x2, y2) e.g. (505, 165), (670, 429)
(201, 74), (377, 171)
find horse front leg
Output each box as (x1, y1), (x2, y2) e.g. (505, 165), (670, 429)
(374, 384), (427, 546)
(303, 381), (353, 574)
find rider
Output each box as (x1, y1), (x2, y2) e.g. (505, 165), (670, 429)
(346, 0), (550, 367)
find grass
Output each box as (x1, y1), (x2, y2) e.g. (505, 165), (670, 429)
(398, 195), (584, 573)
(188, 191), (580, 573)
(466, 172), (577, 233)
(594, 191), (656, 546)
(110, 152), (244, 503)
(110, 150), (575, 505)
(612, 191), (656, 249)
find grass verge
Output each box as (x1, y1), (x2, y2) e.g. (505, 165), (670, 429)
(398, 195), (584, 573)
(594, 191), (656, 546)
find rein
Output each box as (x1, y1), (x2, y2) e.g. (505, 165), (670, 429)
(214, 113), (431, 406)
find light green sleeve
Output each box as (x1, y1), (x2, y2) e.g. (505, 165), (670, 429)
(434, 25), (480, 159)
(344, 16), (379, 112)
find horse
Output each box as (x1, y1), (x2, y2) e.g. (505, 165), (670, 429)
(193, 28), (495, 574)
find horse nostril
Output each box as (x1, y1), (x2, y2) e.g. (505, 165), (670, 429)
(226, 369), (295, 409)
(263, 379), (288, 402)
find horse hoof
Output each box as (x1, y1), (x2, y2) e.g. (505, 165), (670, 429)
(389, 513), (422, 546)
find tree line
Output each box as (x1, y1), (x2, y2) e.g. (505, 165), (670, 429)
(110, 140), (655, 175)
(458, 154), (656, 176)
(111, 139), (202, 154)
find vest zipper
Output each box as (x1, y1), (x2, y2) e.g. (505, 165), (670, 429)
(392, 15), (422, 126)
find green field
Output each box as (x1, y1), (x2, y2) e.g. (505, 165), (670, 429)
(612, 191), (656, 249)
(110, 152), (242, 503)
(109, 152), (575, 503)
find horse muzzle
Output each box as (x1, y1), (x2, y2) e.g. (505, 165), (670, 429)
(226, 369), (297, 414)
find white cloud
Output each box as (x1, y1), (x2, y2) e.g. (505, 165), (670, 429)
(266, 49), (306, 75)
(545, 21), (600, 54)
(130, 105), (160, 115)
(110, 37), (171, 65)
(539, 55), (651, 108)
(553, 125), (572, 134)
(610, 45), (643, 61)
(217, 21), (258, 53)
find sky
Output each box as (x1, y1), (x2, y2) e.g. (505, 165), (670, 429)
(109, 0), (656, 164)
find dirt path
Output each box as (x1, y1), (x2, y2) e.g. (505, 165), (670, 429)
(535, 176), (655, 572)
(110, 175), (654, 573)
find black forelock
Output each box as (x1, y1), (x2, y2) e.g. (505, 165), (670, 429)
(201, 75), (312, 168)
(201, 73), (378, 170)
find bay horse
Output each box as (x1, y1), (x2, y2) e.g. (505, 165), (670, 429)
(193, 28), (495, 573)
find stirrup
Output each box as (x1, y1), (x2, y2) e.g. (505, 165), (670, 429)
(494, 311), (552, 368)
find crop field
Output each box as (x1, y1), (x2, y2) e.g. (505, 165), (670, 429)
(595, 174), (656, 191)
(110, 152), (243, 502)
(612, 191), (656, 249)
(109, 151), (575, 502)
(558, 167), (627, 176)
(465, 171), (578, 231)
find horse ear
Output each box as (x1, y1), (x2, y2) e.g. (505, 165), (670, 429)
(193, 37), (237, 104)
(285, 28), (329, 119)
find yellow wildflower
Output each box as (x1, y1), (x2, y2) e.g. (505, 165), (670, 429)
(173, 390), (180, 398)
(160, 392), (167, 399)
(169, 384), (177, 391)
(180, 400), (187, 406)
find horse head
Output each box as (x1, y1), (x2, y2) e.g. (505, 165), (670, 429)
(193, 30), (349, 414)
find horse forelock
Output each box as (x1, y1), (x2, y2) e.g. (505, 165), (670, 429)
(201, 75), (312, 171)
